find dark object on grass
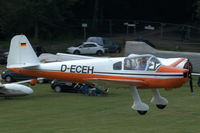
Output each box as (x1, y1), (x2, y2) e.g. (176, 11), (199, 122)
(1, 69), (50, 83)
(1, 69), (36, 82)
(51, 80), (109, 96)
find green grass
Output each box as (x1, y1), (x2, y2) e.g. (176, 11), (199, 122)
(0, 80), (199, 133)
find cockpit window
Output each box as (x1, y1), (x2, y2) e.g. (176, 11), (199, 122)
(124, 56), (149, 70)
(124, 58), (136, 70)
(124, 55), (161, 71)
(113, 61), (122, 70)
(147, 57), (161, 71)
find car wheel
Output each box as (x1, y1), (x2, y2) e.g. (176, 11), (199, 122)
(96, 50), (103, 56)
(5, 76), (13, 82)
(73, 50), (80, 55)
(54, 86), (62, 93)
(38, 79), (44, 84)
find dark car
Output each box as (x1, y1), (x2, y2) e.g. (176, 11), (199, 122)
(1, 69), (50, 83)
(33, 45), (47, 56)
(0, 45), (46, 64)
(51, 80), (109, 95)
(86, 37), (121, 53)
(1, 69), (36, 82)
(0, 51), (8, 64)
(51, 80), (83, 93)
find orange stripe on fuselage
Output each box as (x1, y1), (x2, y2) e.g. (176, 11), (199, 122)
(156, 65), (187, 73)
(8, 67), (188, 89)
(169, 58), (185, 67)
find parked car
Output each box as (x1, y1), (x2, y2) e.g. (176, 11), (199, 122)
(1, 69), (36, 82)
(33, 45), (47, 56)
(51, 80), (83, 93)
(1, 69), (50, 83)
(86, 37), (121, 53)
(0, 51), (8, 64)
(66, 42), (105, 55)
(51, 80), (109, 96)
(0, 45), (46, 64)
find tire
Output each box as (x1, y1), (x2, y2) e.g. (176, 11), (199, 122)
(96, 50), (103, 56)
(156, 104), (167, 109)
(73, 50), (80, 55)
(38, 79), (44, 84)
(54, 86), (62, 92)
(137, 110), (147, 115)
(5, 76), (13, 82)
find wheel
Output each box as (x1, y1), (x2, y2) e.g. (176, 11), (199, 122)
(96, 50), (103, 56)
(38, 79), (44, 84)
(73, 50), (80, 55)
(54, 86), (62, 93)
(137, 110), (147, 115)
(156, 104), (167, 109)
(5, 76), (13, 82)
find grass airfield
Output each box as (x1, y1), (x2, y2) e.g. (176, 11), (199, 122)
(0, 81), (200, 133)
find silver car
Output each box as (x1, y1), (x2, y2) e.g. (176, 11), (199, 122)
(67, 42), (105, 56)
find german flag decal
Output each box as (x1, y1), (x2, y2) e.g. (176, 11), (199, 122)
(20, 43), (26, 47)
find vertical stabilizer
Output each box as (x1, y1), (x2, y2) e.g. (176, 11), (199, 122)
(7, 35), (40, 68)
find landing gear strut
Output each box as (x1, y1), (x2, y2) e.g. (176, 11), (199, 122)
(131, 86), (149, 115)
(151, 89), (168, 109)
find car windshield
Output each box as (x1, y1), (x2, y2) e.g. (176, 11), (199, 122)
(124, 55), (161, 71)
(87, 37), (103, 45)
(72, 43), (81, 47)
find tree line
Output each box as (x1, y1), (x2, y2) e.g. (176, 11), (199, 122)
(0, 0), (197, 41)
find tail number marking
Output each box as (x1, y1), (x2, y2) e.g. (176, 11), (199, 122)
(61, 65), (94, 74)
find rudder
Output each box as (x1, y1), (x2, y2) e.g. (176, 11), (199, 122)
(7, 35), (40, 68)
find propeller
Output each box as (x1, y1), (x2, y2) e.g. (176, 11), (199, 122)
(184, 60), (193, 95)
(188, 70), (193, 95)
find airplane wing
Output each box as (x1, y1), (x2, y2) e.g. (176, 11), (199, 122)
(86, 78), (147, 89)
(11, 78), (47, 85)
(11, 79), (32, 84)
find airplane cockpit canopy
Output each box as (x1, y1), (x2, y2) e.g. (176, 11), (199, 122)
(123, 55), (162, 71)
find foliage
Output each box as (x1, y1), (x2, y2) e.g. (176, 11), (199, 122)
(0, 0), (79, 40)
(0, 0), (196, 40)
(196, 0), (200, 19)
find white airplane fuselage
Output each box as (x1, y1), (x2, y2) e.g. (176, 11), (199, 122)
(9, 57), (188, 89)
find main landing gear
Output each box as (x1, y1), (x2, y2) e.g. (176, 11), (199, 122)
(131, 87), (168, 115)
(151, 88), (168, 110)
(131, 86), (149, 115)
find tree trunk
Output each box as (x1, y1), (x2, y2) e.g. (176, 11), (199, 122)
(92, 0), (99, 32)
(34, 20), (39, 44)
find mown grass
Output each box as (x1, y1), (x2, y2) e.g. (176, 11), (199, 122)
(0, 80), (199, 133)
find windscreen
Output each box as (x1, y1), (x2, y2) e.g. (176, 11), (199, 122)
(124, 55), (161, 71)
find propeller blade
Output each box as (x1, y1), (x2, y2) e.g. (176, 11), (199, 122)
(184, 59), (193, 95)
(189, 73), (194, 95)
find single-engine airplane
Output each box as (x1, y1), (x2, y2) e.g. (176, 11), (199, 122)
(7, 35), (189, 115)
